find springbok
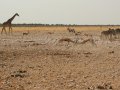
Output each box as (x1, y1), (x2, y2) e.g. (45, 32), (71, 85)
(23, 30), (30, 36)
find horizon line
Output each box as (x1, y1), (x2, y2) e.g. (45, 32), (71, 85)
(0, 23), (120, 26)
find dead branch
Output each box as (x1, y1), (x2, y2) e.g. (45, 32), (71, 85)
(59, 38), (75, 43)
(80, 38), (97, 46)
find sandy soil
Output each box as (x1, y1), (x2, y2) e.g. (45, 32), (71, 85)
(0, 28), (120, 90)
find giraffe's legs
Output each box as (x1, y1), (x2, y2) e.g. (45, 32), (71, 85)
(1, 27), (4, 34)
(1, 27), (7, 34)
(9, 26), (12, 35)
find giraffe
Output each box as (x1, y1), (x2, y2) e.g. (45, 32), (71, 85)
(1, 13), (19, 34)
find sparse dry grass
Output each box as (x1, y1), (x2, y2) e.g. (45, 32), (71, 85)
(0, 25), (120, 32)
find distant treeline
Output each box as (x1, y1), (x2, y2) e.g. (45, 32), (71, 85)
(0, 23), (119, 27)
(0, 24), (79, 27)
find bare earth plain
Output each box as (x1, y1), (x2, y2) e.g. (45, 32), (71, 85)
(0, 26), (120, 90)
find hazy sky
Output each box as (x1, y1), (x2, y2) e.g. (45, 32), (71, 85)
(0, 0), (120, 24)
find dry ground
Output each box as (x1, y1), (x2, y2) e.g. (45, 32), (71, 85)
(0, 26), (120, 90)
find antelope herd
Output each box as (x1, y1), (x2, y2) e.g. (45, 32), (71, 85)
(67, 27), (120, 41)
(101, 28), (120, 40)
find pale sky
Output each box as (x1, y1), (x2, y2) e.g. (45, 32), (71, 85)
(0, 0), (120, 24)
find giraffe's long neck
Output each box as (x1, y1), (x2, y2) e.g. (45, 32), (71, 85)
(8, 14), (17, 23)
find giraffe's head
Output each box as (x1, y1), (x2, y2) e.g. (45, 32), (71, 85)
(15, 13), (19, 16)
